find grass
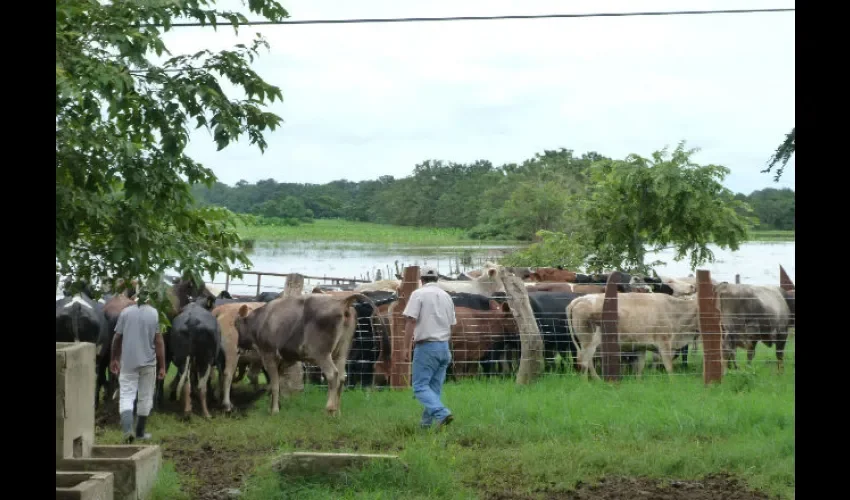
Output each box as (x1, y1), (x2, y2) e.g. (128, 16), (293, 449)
(748, 230), (795, 242)
(235, 219), (793, 246)
(236, 219), (495, 246)
(100, 338), (794, 499)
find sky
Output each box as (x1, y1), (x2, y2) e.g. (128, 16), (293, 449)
(162, 0), (795, 195)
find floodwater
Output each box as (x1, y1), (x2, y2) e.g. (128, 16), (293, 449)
(214, 240), (795, 296)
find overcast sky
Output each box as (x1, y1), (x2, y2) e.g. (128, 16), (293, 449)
(164, 0), (795, 195)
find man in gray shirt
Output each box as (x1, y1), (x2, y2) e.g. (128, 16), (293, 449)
(403, 266), (456, 429)
(110, 289), (166, 443)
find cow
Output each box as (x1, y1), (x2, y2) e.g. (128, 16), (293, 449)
(234, 293), (369, 415)
(527, 291), (585, 372)
(255, 291), (281, 302)
(526, 282), (607, 294)
(714, 283), (792, 372)
(446, 293), (519, 378)
(435, 262), (507, 296)
(354, 279), (402, 293)
(655, 276), (697, 297)
(211, 301), (267, 412)
(566, 293), (701, 379)
(95, 294), (135, 408)
(530, 268), (578, 283)
(169, 296), (222, 418)
(56, 292), (107, 345)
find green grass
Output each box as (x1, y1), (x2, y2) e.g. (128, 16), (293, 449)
(102, 339), (794, 499)
(236, 219), (494, 246)
(748, 230), (795, 242)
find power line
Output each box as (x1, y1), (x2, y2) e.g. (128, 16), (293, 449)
(158, 8), (795, 28)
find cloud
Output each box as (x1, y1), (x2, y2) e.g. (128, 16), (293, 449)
(160, 0), (794, 194)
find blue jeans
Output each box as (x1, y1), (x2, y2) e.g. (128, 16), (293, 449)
(412, 341), (452, 426)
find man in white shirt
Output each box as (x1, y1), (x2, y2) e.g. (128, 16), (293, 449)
(403, 266), (456, 428)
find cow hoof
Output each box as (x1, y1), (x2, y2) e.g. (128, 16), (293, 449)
(181, 412), (192, 422)
(223, 404), (233, 413)
(326, 408), (339, 417)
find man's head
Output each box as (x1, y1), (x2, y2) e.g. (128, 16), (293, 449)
(420, 266), (439, 284)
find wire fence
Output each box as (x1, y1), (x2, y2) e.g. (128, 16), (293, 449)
(226, 268), (795, 390)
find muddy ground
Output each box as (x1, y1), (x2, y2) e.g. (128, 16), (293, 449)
(482, 474), (776, 500)
(96, 387), (271, 500)
(96, 390), (778, 500)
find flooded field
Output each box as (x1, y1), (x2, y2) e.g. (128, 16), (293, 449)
(215, 240), (795, 295)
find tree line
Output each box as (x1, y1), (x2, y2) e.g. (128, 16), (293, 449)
(192, 149), (795, 240)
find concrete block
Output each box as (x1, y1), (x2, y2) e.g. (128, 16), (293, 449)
(56, 471), (114, 500)
(273, 452), (402, 477)
(57, 342), (96, 463)
(57, 445), (162, 500)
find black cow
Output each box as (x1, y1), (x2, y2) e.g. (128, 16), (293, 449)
(168, 296), (222, 418)
(56, 292), (107, 344)
(527, 291), (585, 372)
(255, 291), (281, 302)
(345, 292), (394, 389)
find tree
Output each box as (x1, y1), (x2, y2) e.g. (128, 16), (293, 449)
(506, 142), (756, 273)
(56, 0), (288, 322)
(763, 127), (795, 182)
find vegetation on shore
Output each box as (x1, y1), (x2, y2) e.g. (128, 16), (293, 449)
(235, 218), (793, 247)
(100, 342), (794, 500)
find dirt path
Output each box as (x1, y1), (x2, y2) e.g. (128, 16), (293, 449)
(483, 474), (776, 499)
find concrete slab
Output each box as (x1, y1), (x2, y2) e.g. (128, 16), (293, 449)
(56, 342), (96, 463)
(273, 451), (402, 477)
(57, 445), (162, 500)
(56, 471), (114, 500)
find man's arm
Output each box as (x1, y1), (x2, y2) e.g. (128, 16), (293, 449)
(154, 332), (165, 371)
(111, 333), (123, 364)
(403, 293), (421, 342)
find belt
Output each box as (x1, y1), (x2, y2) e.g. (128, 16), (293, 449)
(414, 339), (445, 346)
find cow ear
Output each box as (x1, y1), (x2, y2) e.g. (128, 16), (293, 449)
(488, 268), (497, 278)
(206, 296), (215, 309)
(500, 302), (511, 314)
(238, 304), (250, 318)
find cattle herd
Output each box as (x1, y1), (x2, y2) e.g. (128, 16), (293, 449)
(55, 262), (795, 418)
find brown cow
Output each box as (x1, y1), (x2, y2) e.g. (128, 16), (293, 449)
(234, 293), (367, 415)
(211, 301), (267, 412)
(450, 299), (519, 377)
(526, 282), (606, 294)
(530, 268), (578, 283)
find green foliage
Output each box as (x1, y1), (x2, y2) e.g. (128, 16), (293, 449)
(743, 188), (795, 230)
(506, 142), (756, 273)
(235, 219), (478, 246)
(763, 127), (795, 181)
(500, 230), (587, 268)
(56, 0), (288, 318)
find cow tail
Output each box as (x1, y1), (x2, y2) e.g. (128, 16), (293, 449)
(176, 357), (191, 396)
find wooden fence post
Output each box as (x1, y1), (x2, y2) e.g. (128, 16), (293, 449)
(735, 274), (740, 284)
(496, 269), (544, 384)
(225, 273), (231, 294)
(281, 273), (305, 393)
(390, 266), (420, 388)
(600, 271), (621, 382)
(696, 269), (723, 384)
(255, 273), (263, 297)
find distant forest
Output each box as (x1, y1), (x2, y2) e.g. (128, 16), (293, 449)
(191, 149), (795, 241)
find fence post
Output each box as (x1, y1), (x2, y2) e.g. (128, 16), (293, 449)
(734, 274), (740, 284)
(225, 273), (231, 294)
(696, 269), (723, 384)
(390, 266), (420, 388)
(495, 269), (544, 384)
(255, 273), (262, 297)
(600, 271), (621, 382)
(280, 273), (305, 393)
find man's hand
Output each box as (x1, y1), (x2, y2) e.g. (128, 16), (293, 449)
(158, 366), (166, 380)
(110, 359), (120, 375)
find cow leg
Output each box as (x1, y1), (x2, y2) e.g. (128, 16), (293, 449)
(634, 351), (648, 378)
(315, 355), (343, 416)
(774, 333), (788, 373)
(221, 353), (238, 413)
(658, 347), (676, 376)
(259, 351), (281, 414)
(746, 343), (756, 368)
(198, 363), (213, 419)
